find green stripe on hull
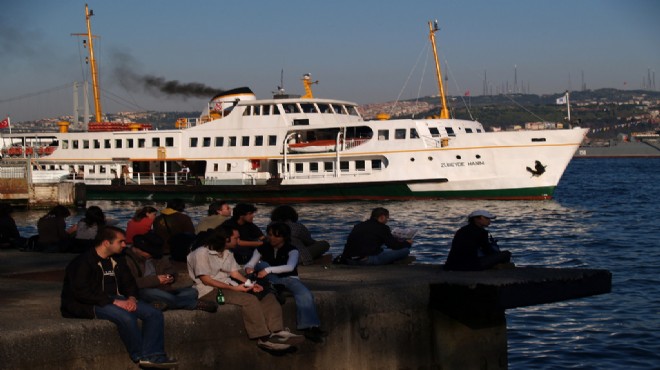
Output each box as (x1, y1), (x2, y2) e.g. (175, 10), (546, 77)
(86, 183), (556, 202)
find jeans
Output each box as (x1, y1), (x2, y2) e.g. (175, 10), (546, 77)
(348, 248), (410, 266)
(255, 262), (320, 329)
(94, 296), (165, 362)
(139, 287), (198, 310)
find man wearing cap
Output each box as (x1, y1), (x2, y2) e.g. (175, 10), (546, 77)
(125, 231), (216, 312)
(444, 210), (512, 271)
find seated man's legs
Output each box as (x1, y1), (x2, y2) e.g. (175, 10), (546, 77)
(366, 248), (410, 265)
(140, 287), (198, 310)
(208, 289), (283, 339)
(268, 275), (320, 329)
(94, 299), (165, 362)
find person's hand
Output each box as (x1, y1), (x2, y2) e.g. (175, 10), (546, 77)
(114, 298), (137, 312)
(251, 283), (264, 293)
(406, 239), (413, 245)
(245, 267), (254, 275)
(256, 270), (269, 279)
(158, 274), (174, 285)
(232, 284), (251, 292)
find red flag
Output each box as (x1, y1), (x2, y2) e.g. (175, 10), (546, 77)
(464, 90), (470, 97)
(0, 117), (9, 129)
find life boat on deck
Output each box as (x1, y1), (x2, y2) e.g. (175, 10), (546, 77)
(7, 146), (23, 156)
(288, 139), (338, 153)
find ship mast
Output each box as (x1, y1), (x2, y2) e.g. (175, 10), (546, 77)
(84, 4), (103, 123)
(428, 20), (449, 119)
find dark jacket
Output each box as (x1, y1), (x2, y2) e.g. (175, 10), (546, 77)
(221, 218), (264, 264)
(342, 219), (410, 259)
(124, 247), (177, 289)
(152, 209), (195, 255)
(444, 223), (493, 271)
(257, 242), (298, 278)
(60, 247), (139, 319)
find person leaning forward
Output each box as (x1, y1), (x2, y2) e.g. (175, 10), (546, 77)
(60, 226), (178, 368)
(187, 226), (303, 355)
(444, 210), (513, 271)
(340, 207), (412, 265)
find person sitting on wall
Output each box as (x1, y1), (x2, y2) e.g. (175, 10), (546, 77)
(152, 199), (196, 260)
(245, 222), (328, 342)
(443, 210), (513, 271)
(220, 203), (265, 265)
(196, 200), (232, 234)
(37, 205), (77, 252)
(340, 207), (412, 265)
(269, 205), (330, 265)
(60, 226), (178, 368)
(187, 227), (303, 354)
(124, 231), (215, 312)
(0, 203), (25, 249)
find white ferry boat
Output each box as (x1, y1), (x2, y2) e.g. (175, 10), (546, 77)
(0, 11), (587, 202)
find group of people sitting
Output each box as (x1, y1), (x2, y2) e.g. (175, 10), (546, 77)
(58, 200), (336, 368)
(1, 199), (512, 368)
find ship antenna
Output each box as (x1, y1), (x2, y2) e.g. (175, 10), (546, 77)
(428, 20), (449, 119)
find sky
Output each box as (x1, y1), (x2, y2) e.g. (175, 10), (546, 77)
(1, 0), (659, 122)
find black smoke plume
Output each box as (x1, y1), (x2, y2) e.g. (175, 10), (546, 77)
(111, 50), (224, 99)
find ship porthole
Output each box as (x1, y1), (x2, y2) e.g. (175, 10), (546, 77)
(476, 154), (481, 159)
(428, 156), (433, 161)
(410, 158), (415, 162)
(456, 155), (462, 159)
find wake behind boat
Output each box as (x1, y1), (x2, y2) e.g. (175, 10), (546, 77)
(0, 11), (587, 202)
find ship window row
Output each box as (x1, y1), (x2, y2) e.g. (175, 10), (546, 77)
(241, 103), (360, 116)
(291, 159), (381, 173)
(189, 135), (277, 148)
(60, 137), (175, 150)
(377, 128), (419, 140)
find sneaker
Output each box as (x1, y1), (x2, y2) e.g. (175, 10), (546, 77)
(151, 301), (168, 312)
(257, 338), (292, 354)
(270, 328), (305, 345)
(138, 355), (178, 368)
(195, 300), (217, 313)
(302, 327), (328, 343)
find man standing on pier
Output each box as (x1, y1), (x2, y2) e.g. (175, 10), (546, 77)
(60, 226), (178, 368)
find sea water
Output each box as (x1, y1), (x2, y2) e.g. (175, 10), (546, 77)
(11, 158), (660, 369)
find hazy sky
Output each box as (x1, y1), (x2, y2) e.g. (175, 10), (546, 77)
(1, 0), (658, 121)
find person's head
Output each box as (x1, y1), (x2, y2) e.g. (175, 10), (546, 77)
(166, 199), (186, 212)
(467, 210), (495, 228)
(94, 226), (126, 257)
(132, 206), (158, 222)
(0, 203), (13, 217)
(219, 224), (240, 249)
(266, 222), (291, 248)
(232, 203), (257, 224)
(199, 228), (229, 252)
(132, 231), (164, 259)
(370, 207), (390, 224)
(83, 205), (106, 226)
(47, 205), (71, 219)
(208, 200), (231, 217)
(270, 205), (298, 222)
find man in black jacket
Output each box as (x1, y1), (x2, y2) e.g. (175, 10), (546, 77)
(341, 207), (412, 265)
(60, 226), (178, 368)
(444, 210), (512, 271)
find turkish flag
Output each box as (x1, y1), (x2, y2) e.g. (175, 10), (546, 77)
(0, 117), (9, 129)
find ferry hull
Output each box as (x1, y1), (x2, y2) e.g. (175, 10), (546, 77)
(87, 181), (556, 202)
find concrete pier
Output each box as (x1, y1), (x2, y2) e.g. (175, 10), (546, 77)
(0, 250), (611, 369)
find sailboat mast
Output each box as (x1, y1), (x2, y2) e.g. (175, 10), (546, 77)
(85, 4), (103, 123)
(428, 20), (449, 119)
